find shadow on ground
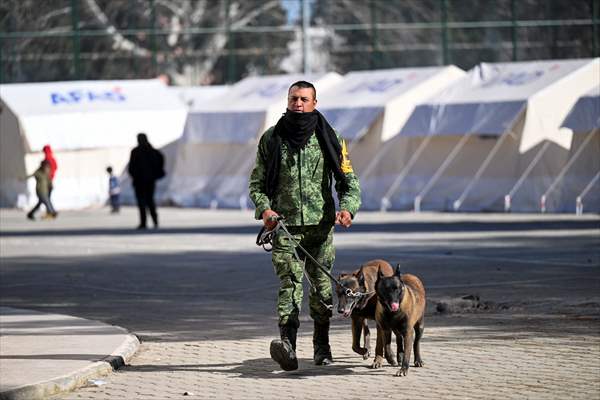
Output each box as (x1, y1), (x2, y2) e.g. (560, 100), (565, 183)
(1, 219), (598, 238)
(2, 234), (599, 342)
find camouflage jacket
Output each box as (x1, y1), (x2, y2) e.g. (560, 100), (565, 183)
(249, 126), (361, 226)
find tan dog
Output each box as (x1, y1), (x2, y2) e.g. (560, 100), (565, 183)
(335, 259), (394, 360)
(372, 264), (426, 376)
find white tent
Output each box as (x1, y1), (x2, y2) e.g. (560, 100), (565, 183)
(168, 85), (230, 109)
(166, 72), (342, 208)
(117, 85), (231, 206)
(545, 85), (600, 213)
(0, 79), (187, 209)
(361, 58), (600, 212)
(317, 66), (465, 175)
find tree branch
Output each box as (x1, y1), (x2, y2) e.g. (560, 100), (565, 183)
(84, 0), (150, 57)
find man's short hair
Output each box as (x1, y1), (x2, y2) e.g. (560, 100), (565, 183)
(289, 80), (316, 100)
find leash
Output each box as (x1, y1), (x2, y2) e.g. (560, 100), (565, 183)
(256, 216), (369, 302)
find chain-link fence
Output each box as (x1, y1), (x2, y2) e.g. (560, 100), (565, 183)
(1, 0), (598, 85)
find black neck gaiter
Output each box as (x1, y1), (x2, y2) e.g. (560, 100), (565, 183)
(277, 109), (319, 151)
(265, 109), (348, 199)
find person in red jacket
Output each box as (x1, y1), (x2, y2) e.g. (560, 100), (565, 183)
(43, 145), (58, 202)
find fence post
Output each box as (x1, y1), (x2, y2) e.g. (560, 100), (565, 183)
(0, 34), (3, 84)
(511, 0), (518, 61)
(370, 0), (379, 69)
(225, 0), (236, 83)
(149, 0), (158, 75)
(302, 0), (311, 74)
(70, 0), (82, 79)
(593, 0), (599, 57)
(440, 0), (449, 65)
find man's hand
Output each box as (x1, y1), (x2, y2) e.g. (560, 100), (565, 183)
(335, 210), (352, 228)
(262, 209), (280, 230)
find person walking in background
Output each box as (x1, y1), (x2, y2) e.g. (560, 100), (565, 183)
(42, 145), (57, 202)
(26, 160), (57, 220)
(128, 133), (165, 229)
(106, 166), (121, 213)
(249, 81), (361, 371)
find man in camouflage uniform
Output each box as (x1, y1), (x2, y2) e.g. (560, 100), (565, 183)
(249, 81), (361, 371)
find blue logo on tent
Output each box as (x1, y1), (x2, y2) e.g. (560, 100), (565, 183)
(51, 87), (127, 105)
(348, 78), (404, 93)
(482, 70), (544, 88)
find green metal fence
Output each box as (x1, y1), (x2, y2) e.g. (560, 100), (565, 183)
(0, 0), (598, 84)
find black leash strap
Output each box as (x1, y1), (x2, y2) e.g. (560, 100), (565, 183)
(256, 217), (347, 290)
(256, 224), (277, 252)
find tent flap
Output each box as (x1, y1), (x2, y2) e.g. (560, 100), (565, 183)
(182, 111), (265, 144)
(320, 107), (384, 140)
(400, 101), (525, 136)
(561, 93), (600, 133)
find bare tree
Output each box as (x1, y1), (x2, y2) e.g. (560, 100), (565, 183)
(1, 0), (292, 84)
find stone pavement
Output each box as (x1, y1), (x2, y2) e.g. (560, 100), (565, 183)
(0, 307), (139, 400)
(1, 208), (599, 399)
(56, 316), (600, 400)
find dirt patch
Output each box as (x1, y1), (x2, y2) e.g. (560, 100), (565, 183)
(431, 294), (514, 315)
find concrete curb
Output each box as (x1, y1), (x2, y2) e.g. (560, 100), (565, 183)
(0, 334), (140, 400)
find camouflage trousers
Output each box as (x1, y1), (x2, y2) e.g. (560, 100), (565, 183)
(272, 223), (335, 326)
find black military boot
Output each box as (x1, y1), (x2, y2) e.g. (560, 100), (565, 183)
(313, 320), (333, 365)
(270, 322), (298, 371)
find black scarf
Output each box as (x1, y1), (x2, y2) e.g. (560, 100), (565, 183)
(265, 109), (348, 198)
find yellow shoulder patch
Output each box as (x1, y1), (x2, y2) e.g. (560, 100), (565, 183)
(340, 139), (354, 173)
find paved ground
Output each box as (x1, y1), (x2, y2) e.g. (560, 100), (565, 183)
(1, 207), (599, 399)
(0, 307), (138, 400)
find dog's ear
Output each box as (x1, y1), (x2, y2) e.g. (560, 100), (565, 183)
(357, 269), (365, 288)
(377, 266), (385, 281)
(394, 263), (402, 277)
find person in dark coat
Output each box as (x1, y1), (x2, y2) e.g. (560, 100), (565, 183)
(128, 133), (165, 229)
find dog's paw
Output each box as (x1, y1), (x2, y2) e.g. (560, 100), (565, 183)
(371, 356), (384, 369)
(414, 359), (424, 367)
(385, 355), (398, 367)
(395, 367), (408, 377)
(354, 346), (370, 359)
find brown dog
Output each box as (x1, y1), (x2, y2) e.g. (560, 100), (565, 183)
(335, 259), (394, 360)
(372, 264), (426, 376)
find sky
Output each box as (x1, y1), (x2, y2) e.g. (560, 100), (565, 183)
(280, 0), (315, 24)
